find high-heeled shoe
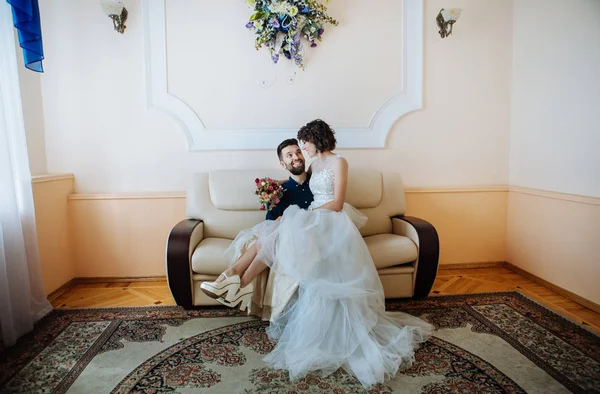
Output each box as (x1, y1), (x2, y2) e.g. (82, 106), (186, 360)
(200, 272), (240, 300)
(216, 283), (254, 313)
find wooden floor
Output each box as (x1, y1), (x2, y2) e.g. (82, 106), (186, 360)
(50, 267), (600, 333)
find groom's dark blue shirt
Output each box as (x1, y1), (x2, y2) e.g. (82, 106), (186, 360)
(266, 174), (314, 220)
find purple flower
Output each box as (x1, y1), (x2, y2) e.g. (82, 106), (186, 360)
(270, 18), (280, 28)
(272, 53), (280, 63)
(318, 28), (324, 35)
(245, 22), (254, 29)
(311, 42), (317, 47)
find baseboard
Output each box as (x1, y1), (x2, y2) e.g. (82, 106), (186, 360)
(47, 278), (77, 302)
(439, 262), (506, 270)
(505, 262), (600, 314)
(74, 276), (167, 284)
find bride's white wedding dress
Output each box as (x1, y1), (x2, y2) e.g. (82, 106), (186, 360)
(253, 158), (432, 388)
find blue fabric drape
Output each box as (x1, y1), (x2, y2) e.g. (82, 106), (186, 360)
(6, 0), (43, 72)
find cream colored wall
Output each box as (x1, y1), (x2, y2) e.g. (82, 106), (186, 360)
(37, 0), (513, 193)
(32, 175), (74, 294)
(507, 0), (600, 304)
(510, 0), (600, 197)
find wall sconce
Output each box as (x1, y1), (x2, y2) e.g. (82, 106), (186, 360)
(100, 0), (128, 34)
(436, 8), (462, 38)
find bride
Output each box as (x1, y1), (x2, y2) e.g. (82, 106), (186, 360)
(203, 119), (431, 388)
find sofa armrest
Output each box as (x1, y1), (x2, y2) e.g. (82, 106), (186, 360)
(392, 216), (439, 298)
(166, 219), (203, 308)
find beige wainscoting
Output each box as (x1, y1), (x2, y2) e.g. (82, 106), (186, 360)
(506, 186), (600, 305)
(68, 193), (186, 278)
(405, 187), (508, 266)
(32, 174), (75, 294)
(64, 187), (509, 279)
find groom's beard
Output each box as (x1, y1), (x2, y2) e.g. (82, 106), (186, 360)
(286, 160), (305, 176)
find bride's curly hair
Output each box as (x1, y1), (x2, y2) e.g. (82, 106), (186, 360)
(297, 119), (336, 153)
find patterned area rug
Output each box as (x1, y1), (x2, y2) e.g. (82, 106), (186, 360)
(0, 292), (598, 394)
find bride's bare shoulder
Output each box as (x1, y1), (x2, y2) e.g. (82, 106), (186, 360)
(328, 156), (348, 178)
(332, 155), (348, 169)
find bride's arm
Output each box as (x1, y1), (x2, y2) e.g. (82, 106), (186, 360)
(313, 158), (348, 212)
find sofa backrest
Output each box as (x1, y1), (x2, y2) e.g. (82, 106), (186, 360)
(187, 169), (406, 239)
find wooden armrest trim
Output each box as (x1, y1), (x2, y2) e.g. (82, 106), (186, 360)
(166, 219), (203, 308)
(393, 215), (440, 298)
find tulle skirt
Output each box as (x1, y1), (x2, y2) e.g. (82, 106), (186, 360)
(225, 204), (431, 388)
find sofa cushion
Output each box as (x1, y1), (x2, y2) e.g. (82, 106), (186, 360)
(364, 234), (418, 269)
(209, 170), (287, 211)
(191, 238), (232, 275)
(192, 235), (417, 275)
(187, 171), (407, 239)
(199, 169), (386, 212)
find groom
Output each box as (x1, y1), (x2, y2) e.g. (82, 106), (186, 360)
(250, 138), (314, 318)
(211, 138), (313, 319)
(267, 138), (314, 220)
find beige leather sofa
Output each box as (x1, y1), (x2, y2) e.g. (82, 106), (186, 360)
(166, 169), (439, 308)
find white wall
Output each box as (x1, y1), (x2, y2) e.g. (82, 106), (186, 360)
(165, 0), (404, 130)
(36, 0), (513, 193)
(15, 33), (47, 175)
(510, 0), (600, 198)
(507, 0), (600, 304)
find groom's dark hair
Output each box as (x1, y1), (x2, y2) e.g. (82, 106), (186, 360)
(277, 138), (300, 160)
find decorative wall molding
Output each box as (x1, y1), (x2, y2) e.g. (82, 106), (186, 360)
(509, 186), (600, 206)
(68, 192), (186, 201)
(142, 0), (423, 150)
(405, 186), (509, 194)
(64, 186), (600, 203)
(66, 186), (509, 201)
(31, 173), (74, 184)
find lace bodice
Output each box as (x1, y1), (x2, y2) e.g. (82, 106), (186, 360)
(310, 168), (335, 204)
(308, 155), (369, 226)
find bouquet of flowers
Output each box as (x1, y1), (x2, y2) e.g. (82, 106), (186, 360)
(244, 0), (338, 69)
(255, 177), (284, 211)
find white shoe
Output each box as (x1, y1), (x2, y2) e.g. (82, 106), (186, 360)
(217, 283), (254, 313)
(200, 273), (240, 300)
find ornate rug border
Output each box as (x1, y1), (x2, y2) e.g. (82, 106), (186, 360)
(388, 291), (599, 339)
(387, 291), (600, 393)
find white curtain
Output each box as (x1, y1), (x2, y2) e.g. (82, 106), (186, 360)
(0, 0), (52, 348)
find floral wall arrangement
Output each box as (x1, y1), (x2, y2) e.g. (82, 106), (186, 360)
(244, 0), (338, 69)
